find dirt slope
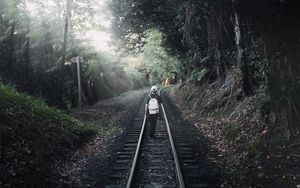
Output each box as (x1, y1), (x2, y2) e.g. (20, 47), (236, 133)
(168, 81), (300, 187)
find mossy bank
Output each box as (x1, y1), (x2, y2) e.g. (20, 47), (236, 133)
(0, 84), (98, 187)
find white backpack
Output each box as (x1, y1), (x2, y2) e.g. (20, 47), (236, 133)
(148, 96), (159, 115)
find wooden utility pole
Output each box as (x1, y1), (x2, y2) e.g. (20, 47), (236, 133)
(76, 57), (82, 108)
(68, 56), (82, 108)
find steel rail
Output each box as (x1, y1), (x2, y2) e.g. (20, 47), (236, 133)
(125, 109), (147, 188)
(161, 103), (185, 188)
(126, 89), (184, 188)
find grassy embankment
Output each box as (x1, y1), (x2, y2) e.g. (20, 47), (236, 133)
(0, 84), (101, 187)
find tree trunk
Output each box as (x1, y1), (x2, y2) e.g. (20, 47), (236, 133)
(233, 6), (242, 67)
(61, 0), (72, 67)
(8, 24), (15, 81)
(23, 19), (31, 91)
(24, 13), (30, 75)
(232, 0), (254, 96)
(57, 0), (72, 108)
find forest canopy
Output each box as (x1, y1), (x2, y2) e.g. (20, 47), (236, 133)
(0, 0), (148, 108)
(110, 0), (300, 129)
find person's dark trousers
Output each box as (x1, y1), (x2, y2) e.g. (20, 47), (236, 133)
(148, 114), (158, 138)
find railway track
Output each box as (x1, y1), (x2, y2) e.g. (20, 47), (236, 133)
(104, 91), (211, 188)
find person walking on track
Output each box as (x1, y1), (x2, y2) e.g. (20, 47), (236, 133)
(145, 85), (163, 138)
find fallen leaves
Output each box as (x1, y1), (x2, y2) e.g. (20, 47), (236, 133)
(169, 83), (300, 187)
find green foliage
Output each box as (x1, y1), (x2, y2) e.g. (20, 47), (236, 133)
(137, 29), (179, 84)
(0, 84), (95, 132)
(85, 53), (120, 75)
(0, 0), (144, 107)
(125, 66), (143, 81)
(243, 40), (267, 84)
(0, 83), (102, 187)
(191, 68), (208, 82)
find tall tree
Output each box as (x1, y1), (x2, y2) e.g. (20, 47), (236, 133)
(61, 0), (72, 66)
(232, 0), (255, 96)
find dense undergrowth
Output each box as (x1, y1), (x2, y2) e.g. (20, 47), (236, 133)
(0, 84), (101, 187)
(170, 76), (300, 187)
